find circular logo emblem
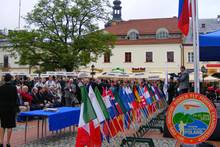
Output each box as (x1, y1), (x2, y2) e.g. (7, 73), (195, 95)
(166, 93), (217, 144)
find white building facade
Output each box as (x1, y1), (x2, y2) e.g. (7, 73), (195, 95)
(91, 17), (183, 78)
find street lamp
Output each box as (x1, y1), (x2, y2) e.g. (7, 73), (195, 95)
(91, 64), (95, 79)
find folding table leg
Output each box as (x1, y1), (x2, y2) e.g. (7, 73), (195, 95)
(37, 119), (40, 139)
(45, 118), (47, 136)
(41, 118), (44, 138)
(24, 116), (28, 143)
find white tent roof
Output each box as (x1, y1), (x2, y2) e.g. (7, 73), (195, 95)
(204, 75), (219, 81)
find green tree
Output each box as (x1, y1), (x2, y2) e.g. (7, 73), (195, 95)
(7, 0), (115, 71)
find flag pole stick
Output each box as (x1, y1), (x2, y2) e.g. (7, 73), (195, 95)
(142, 106), (152, 124)
(98, 119), (117, 146)
(104, 120), (119, 145)
(107, 115), (126, 143)
(192, 0), (200, 93)
(100, 122), (114, 146)
(110, 116), (127, 143)
(126, 111), (138, 133)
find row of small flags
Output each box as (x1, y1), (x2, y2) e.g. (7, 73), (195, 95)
(75, 83), (167, 147)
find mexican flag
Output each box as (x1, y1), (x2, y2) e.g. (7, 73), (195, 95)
(75, 86), (101, 147)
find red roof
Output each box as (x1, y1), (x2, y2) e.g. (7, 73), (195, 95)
(115, 38), (181, 45)
(105, 17), (181, 35)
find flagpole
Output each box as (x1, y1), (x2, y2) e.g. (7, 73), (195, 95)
(192, 0), (200, 93)
(18, 0), (21, 29)
(187, 3), (199, 147)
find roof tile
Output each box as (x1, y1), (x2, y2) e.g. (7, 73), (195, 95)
(105, 17), (181, 35)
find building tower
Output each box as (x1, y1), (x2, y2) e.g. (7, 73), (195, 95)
(112, 0), (122, 22)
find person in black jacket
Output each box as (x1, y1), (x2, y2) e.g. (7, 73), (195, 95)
(0, 74), (19, 147)
(167, 77), (177, 105)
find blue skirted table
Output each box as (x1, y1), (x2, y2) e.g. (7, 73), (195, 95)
(19, 107), (80, 143)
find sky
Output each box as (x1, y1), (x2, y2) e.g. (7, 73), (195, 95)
(0, 0), (220, 30)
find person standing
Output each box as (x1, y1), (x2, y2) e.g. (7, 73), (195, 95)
(178, 66), (189, 95)
(64, 79), (78, 106)
(0, 74), (19, 147)
(167, 77), (176, 105)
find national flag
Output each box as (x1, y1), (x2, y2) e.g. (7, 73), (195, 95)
(101, 87), (122, 135)
(143, 86), (153, 105)
(124, 112), (131, 129)
(146, 84), (157, 102)
(102, 87), (117, 119)
(93, 87), (111, 139)
(122, 87), (134, 109)
(125, 87), (139, 109)
(106, 89), (119, 117)
(178, 0), (190, 36)
(88, 86), (105, 123)
(113, 90), (127, 114)
(137, 86), (147, 106)
(76, 86), (98, 147)
(163, 67), (168, 101)
(88, 86), (104, 146)
(133, 86), (148, 121)
(134, 86), (146, 108)
(133, 86), (142, 103)
(118, 88), (132, 112)
(154, 86), (165, 100)
(106, 89), (125, 133)
(151, 86), (160, 100)
(94, 87), (110, 120)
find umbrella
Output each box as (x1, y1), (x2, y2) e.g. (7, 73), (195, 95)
(212, 73), (220, 79)
(204, 75), (219, 81)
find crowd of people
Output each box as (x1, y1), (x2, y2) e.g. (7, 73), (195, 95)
(1, 66), (219, 114)
(0, 66), (219, 146)
(9, 75), (82, 112)
(0, 74), (168, 113)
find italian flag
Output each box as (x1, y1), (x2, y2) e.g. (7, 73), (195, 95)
(75, 86), (101, 147)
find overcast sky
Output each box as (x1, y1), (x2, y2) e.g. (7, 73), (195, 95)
(0, 0), (220, 29)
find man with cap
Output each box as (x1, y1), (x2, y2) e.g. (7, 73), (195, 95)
(0, 74), (19, 147)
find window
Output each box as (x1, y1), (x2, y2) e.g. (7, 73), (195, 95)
(125, 52), (131, 63)
(156, 28), (169, 39)
(201, 23), (206, 28)
(128, 32), (139, 40)
(104, 53), (110, 63)
(146, 52), (153, 62)
(188, 52), (194, 63)
(127, 29), (139, 40)
(167, 51), (174, 62)
(3, 55), (9, 68)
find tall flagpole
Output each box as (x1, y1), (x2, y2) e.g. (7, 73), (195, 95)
(191, 1), (200, 146)
(18, 0), (21, 29)
(192, 0), (200, 93)
(195, 0), (200, 93)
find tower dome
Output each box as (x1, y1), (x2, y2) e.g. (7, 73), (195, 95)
(112, 0), (122, 22)
(113, 0), (121, 5)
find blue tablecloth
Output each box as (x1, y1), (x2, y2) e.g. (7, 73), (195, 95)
(19, 107), (80, 131)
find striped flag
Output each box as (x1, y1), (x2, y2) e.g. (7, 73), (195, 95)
(178, 0), (191, 35)
(76, 86), (100, 147)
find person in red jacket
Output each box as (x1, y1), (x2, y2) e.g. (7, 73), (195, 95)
(20, 85), (33, 104)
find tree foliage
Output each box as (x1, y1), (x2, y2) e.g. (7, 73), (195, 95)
(7, 0), (115, 71)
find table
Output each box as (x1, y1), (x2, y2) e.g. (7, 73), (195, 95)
(19, 107), (80, 143)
